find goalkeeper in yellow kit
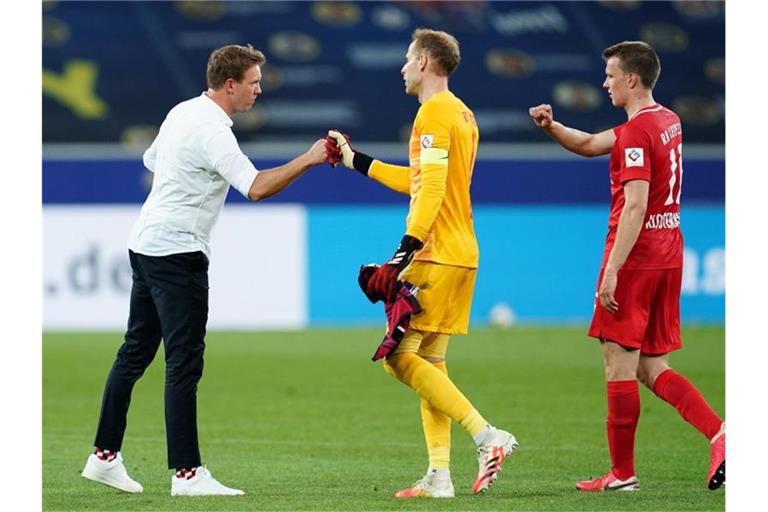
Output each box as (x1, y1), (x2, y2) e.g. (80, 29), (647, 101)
(326, 28), (518, 498)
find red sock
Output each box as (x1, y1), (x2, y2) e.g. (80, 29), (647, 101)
(94, 447), (117, 462)
(652, 369), (723, 440)
(175, 467), (197, 479)
(606, 380), (640, 480)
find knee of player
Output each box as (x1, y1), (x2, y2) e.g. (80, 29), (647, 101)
(384, 352), (410, 372)
(635, 365), (653, 388)
(637, 360), (671, 389)
(603, 361), (636, 381)
(383, 353), (418, 382)
(382, 358), (397, 377)
(165, 363), (203, 385)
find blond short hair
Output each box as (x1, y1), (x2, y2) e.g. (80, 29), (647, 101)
(412, 28), (460, 77)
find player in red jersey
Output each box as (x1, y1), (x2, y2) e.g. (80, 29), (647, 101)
(529, 41), (724, 492)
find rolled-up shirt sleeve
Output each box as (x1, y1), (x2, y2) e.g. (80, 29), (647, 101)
(204, 128), (260, 198)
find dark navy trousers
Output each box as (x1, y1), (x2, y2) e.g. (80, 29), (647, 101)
(94, 250), (209, 469)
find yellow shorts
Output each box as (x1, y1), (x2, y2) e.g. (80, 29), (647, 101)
(391, 329), (450, 358)
(399, 261), (477, 335)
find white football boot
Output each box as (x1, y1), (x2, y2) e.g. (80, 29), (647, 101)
(472, 427), (519, 494)
(395, 469), (455, 498)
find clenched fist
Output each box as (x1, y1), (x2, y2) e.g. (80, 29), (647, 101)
(529, 104), (554, 129)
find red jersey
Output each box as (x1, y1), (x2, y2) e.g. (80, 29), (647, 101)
(602, 104), (684, 270)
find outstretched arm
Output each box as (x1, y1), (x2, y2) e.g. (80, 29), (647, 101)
(206, 129), (326, 202)
(247, 139), (327, 201)
(368, 161), (410, 195)
(529, 103), (615, 157)
(326, 130), (410, 195)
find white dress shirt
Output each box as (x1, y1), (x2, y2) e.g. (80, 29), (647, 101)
(128, 93), (259, 258)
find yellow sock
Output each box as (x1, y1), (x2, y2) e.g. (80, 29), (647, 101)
(458, 408), (488, 438)
(386, 353), (487, 438)
(421, 361), (451, 470)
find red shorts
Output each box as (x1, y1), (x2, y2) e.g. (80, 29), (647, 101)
(588, 268), (682, 355)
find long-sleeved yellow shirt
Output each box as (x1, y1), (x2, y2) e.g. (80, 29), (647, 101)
(369, 90), (479, 268)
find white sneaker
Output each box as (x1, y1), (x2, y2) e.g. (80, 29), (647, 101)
(81, 452), (143, 493)
(395, 471), (455, 498)
(170, 466), (245, 496)
(472, 427), (519, 494)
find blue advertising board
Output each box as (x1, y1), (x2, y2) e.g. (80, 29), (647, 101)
(307, 205), (724, 326)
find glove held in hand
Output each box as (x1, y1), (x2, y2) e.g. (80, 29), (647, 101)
(367, 235), (424, 301)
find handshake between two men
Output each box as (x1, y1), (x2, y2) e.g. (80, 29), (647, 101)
(323, 130), (423, 304)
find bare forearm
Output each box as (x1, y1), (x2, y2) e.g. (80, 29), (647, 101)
(605, 204), (646, 272)
(545, 122), (600, 157)
(248, 154), (312, 201)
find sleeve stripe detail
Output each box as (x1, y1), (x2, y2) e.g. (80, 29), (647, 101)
(419, 147), (448, 167)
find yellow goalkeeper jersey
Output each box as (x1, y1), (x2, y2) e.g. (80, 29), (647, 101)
(369, 90), (480, 268)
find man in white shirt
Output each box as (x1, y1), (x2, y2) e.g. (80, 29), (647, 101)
(81, 44), (327, 497)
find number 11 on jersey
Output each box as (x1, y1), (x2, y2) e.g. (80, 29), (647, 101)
(665, 143), (683, 206)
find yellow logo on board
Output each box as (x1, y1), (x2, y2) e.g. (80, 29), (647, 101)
(42, 60), (108, 119)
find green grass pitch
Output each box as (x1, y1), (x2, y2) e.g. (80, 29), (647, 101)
(43, 326), (724, 511)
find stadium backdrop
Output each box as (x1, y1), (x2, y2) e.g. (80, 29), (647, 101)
(42, 1), (725, 330)
(43, 149), (724, 330)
